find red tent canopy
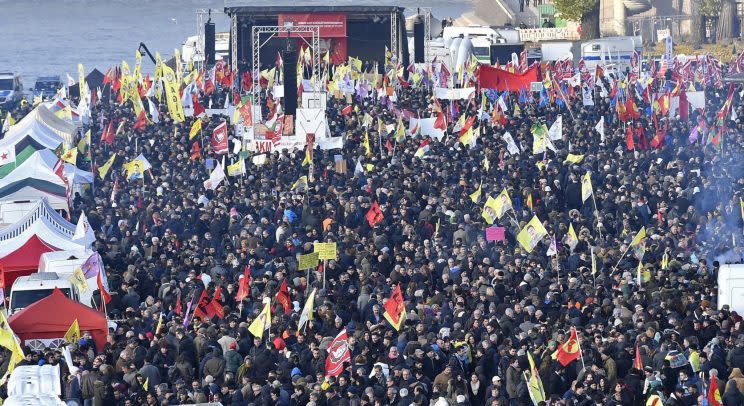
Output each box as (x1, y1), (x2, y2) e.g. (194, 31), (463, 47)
(0, 235), (60, 291)
(8, 288), (107, 352)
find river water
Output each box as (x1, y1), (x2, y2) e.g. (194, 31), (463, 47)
(0, 0), (471, 86)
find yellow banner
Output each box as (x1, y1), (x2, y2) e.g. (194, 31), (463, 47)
(161, 64), (185, 123)
(77, 64), (87, 103)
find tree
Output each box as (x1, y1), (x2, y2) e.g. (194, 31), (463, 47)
(553, 0), (600, 40)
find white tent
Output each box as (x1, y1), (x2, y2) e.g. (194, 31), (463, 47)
(0, 150), (69, 212)
(0, 199), (81, 258)
(3, 106), (77, 148)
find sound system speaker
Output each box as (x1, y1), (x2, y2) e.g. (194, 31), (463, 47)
(205, 22), (216, 67)
(413, 17), (425, 63)
(283, 48), (298, 116)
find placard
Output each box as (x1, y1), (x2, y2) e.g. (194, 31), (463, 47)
(314, 242), (337, 260)
(298, 252), (320, 270)
(486, 226), (506, 241)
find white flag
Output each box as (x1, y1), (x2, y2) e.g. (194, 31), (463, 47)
(147, 98), (160, 123)
(497, 95), (508, 113)
(73, 211), (96, 247)
(503, 131), (520, 155)
(582, 86), (594, 106)
(547, 115), (563, 141)
(595, 117), (605, 142)
(546, 235), (557, 256)
(203, 162), (226, 190)
(0, 147), (15, 167)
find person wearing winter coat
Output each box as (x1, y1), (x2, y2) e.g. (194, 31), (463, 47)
(724, 379), (744, 406)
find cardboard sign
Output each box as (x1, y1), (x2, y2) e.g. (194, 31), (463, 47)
(298, 252), (320, 270)
(314, 242), (337, 260)
(486, 226), (506, 241)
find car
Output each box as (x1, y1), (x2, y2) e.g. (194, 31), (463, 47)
(32, 76), (61, 101)
(0, 72), (23, 108)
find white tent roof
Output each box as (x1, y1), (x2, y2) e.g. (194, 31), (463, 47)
(3, 106), (77, 148)
(0, 150), (65, 187)
(63, 162), (94, 184)
(0, 199), (81, 257)
(0, 117), (65, 151)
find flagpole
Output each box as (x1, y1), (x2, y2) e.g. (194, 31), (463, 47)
(576, 327), (586, 370)
(591, 193), (603, 240)
(612, 244), (632, 272)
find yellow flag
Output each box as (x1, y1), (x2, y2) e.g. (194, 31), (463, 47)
(564, 153), (584, 164)
(566, 223), (579, 251)
(661, 253), (669, 270)
(189, 118), (202, 140)
(469, 181), (482, 203)
(248, 303), (271, 339)
(0, 312), (24, 384)
(630, 227), (646, 247)
(227, 159), (245, 177)
(155, 313), (164, 335)
(78, 129), (91, 154)
(301, 146), (311, 167)
(124, 160), (145, 180)
(581, 172), (593, 202)
(459, 126), (474, 146)
(61, 146), (78, 164)
(395, 118), (405, 142)
(483, 156), (490, 171)
(298, 288), (316, 331)
(143, 377), (149, 391)
(68, 268), (89, 293)
(161, 63), (185, 123)
(64, 319), (81, 344)
(364, 130), (371, 156)
(740, 198), (744, 221)
(292, 175), (308, 191)
(98, 154), (116, 180)
(526, 352), (546, 404)
(482, 190), (513, 225)
(4, 112), (14, 127)
(517, 215), (548, 253)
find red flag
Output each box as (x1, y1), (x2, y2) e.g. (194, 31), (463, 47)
(709, 376), (723, 406)
(193, 96), (206, 118)
(204, 78), (215, 96)
(679, 88), (689, 121)
(553, 327), (581, 366)
(341, 105), (353, 116)
(99, 121), (114, 146)
(434, 111), (447, 131)
(97, 272), (111, 304)
(174, 295), (182, 316)
(192, 290), (214, 320)
(102, 67), (113, 85)
(133, 111), (147, 132)
(209, 287), (225, 319)
(325, 329), (351, 377)
(275, 279), (291, 314)
(383, 285), (406, 330)
(239, 101), (253, 125)
(365, 201), (384, 227)
(241, 71), (252, 92)
(190, 142), (202, 160)
(384, 138), (393, 153)
(626, 126), (635, 150)
(634, 343), (643, 370)
(636, 126), (648, 151)
(236, 266), (251, 302)
(211, 121), (229, 154)
(625, 97), (640, 120)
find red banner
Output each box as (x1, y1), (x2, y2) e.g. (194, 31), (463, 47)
(278, 13), (347, 38)
(478, 65), (539, 92)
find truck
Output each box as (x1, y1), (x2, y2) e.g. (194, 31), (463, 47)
(8, 273), (80, 316)
(0, 72), (23, 109)
(38, 250), (100, 308)
(441, 25), (523, 65)
(32, 76), (62, 101)
(718, 263), (744, 313)
(580, 36), (642, 78)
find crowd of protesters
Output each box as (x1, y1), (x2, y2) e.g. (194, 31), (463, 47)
(3, 54), (744, 406)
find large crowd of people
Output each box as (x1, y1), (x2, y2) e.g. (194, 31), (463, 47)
(4, 51), (744, 406)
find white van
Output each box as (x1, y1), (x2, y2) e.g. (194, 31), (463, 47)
(581, 36), (642, 77)
(8, 273), (79, 316)
(38, 250), (99, 308)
